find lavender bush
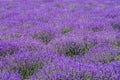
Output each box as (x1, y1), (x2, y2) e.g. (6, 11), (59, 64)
(0, 0), (120, 80)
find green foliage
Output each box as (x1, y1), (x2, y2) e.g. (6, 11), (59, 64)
(80, 73), (90, 80)
(65, 46), (80, 57)
(33, 32), (51, 44)
(99, 54), (113, 64)
(106, 59), (110, 64)
(86, 74), (90, 80)
(18, 62), (43, 79)
(59, 78), (68, 80)
(39, 32), (48, 43)
(0, 49), (16, 57)
(65, 43), (89, 57)
(114, 42), (120, 47)
(0, 52), (6, 57)
(61, 27), (71, 34)
(115, 54), (120, 60)
(111, 23), (120, 30)
(81, 43), (89, 55)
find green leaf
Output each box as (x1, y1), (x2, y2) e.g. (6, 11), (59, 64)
(116, 54), (120, 60)
(61, 27), (71, 34)
(18, 62), (43, 79)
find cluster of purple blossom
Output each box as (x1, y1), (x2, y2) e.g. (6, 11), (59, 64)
(0, 0), (120, 80)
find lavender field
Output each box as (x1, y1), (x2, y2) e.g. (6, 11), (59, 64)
(0, 0), (120, 80)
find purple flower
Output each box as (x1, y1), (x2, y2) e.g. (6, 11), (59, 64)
(0, 70), (22, 80)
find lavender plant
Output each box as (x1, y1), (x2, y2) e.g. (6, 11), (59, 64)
(49, 36), (92, 57)
(0, 70), (22, 80)
(0, 0), (120, 79)
(0, 41), (19, 57)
